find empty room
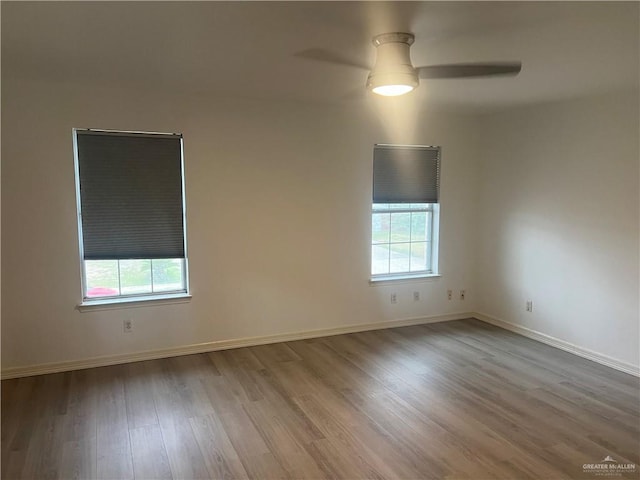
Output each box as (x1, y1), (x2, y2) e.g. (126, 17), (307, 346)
(1, 1), (638, 479)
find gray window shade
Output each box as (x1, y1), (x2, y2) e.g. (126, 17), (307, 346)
(373, 145), (440, 203)
(76, 130), (185, 260)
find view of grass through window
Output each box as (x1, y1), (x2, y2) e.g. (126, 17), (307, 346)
(85, 258), (184, 297)
(372, 203), (432, 276)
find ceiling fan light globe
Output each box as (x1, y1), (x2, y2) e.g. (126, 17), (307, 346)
(364, 32), (421, 97)
(372, 84), (415, 96)
(367, 69), (419, 96)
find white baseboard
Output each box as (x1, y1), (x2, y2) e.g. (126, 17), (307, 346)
(7, 311), (636, 379)
(474, 312), (640, 377)
(1, 312), (473, 379)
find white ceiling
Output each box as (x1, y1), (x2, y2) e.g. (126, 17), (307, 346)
(2, 1), (638, 111)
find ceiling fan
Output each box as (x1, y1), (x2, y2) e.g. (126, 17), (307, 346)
(297, 32), (522, 97)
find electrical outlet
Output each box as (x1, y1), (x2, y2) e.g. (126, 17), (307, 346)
(526, 300), (533, 312)
(124, 319), (133, 333)
(413, 291), (420, 301)
(447, 289), (452, 300)
(460, 290), (466, 301)
(390, 293), (397, 304)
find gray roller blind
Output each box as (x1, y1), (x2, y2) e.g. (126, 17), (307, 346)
(75, 130), (185, 260)
(373, 144), (440, 203)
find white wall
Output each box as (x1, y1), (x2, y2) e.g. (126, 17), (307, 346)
(476, 90), (640, 370)
(1, 77), (479, 371)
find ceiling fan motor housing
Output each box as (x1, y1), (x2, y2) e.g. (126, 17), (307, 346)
(367, 32), (419, 92)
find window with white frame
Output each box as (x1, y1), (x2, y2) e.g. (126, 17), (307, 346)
(371, 144), (440, 279)
(74, 129), (188, 302)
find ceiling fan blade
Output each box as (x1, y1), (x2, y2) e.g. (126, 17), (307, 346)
(341, 86), (368, 101)
(294, 48), (370, 70)
(417, 62), (522, 79)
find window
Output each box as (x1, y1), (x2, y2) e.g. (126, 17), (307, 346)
(372, 203), (437, 276)
(371, 144), (440, 279)
(74, 129), (188, 302)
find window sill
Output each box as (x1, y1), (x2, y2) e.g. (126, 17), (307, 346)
(369, 273), (441, 286)
(77, 293), (192, 312)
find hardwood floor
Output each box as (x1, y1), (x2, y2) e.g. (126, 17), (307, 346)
(2, 318), (639, 479)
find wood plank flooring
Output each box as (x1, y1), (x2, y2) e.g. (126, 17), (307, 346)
(2, 318), (639, 479)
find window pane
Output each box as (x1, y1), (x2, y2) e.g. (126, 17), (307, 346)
(119, 259), (152, 295)
(372, 245), (390, 275)
(410, 242), (428, 272)
(372, 213), (390, 244)
(390, 213), (411, 242)
(85, 260), (119, 297)
(371, 202), (437, 278)
(389, 243), (410, 273)
(152, 259), (184, 292)
(411, 212), (427, 241)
